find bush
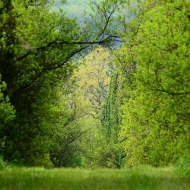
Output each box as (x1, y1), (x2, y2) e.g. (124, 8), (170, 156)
(177, 154), (190, 179)
(0, 156), (7, 169)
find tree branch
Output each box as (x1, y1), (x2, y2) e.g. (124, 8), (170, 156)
(11, 46), (87, 103)
(16, 35), (120, 62)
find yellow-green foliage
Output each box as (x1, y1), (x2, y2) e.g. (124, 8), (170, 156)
(72, 47), (112, 168)
(119, 0), (190, 167)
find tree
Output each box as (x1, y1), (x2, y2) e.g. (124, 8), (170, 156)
(66, 47), (112, 168)
(100, 70), (125, 168)
(0, 0), (125, 166)
(75, 47), (111, 114)
(119, 0), (190, 167)
(49, 81), (96, 168)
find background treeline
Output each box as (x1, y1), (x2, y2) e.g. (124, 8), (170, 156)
(0, 0), (190, 169)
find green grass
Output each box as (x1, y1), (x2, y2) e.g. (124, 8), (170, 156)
(0, 165), (189, 190)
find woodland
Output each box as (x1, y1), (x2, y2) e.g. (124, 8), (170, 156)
(0, 0), (190, 170)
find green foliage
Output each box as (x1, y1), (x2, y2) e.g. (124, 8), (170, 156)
(0, 0), (122, 167)
(177, 154), (190, 179)
(0, 0), (77, 165)
(0, 77), (15, 156)
(0, 78), (15, 127)
(2, 0), (190, 170)
(100, 71), (125, 168)
(0, 156), (7, 170)
(69, 47), (114, 169)
(118, 0), (190, 167)
(75, 47), (111, 114)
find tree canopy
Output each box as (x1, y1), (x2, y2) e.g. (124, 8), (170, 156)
(0, 0), (123, 166)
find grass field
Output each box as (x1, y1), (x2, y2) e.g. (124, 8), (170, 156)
(0, 166), (189, 190)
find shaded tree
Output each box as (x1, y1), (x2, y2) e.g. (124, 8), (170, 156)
(0, 0), (125, 166)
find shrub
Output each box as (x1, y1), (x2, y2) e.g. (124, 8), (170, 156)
(177, 154), (190, 179)
(0, 156), (7, 169)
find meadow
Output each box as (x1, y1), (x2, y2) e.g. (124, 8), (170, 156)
(0, 166), (189, 190)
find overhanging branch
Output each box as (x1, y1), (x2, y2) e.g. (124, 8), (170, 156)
(16, 35), (121, 62)
(11, 46), (88, 103)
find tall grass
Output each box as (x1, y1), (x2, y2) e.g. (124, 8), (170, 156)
(0, 156), (7, 170)
(0, 165), (189, 190)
